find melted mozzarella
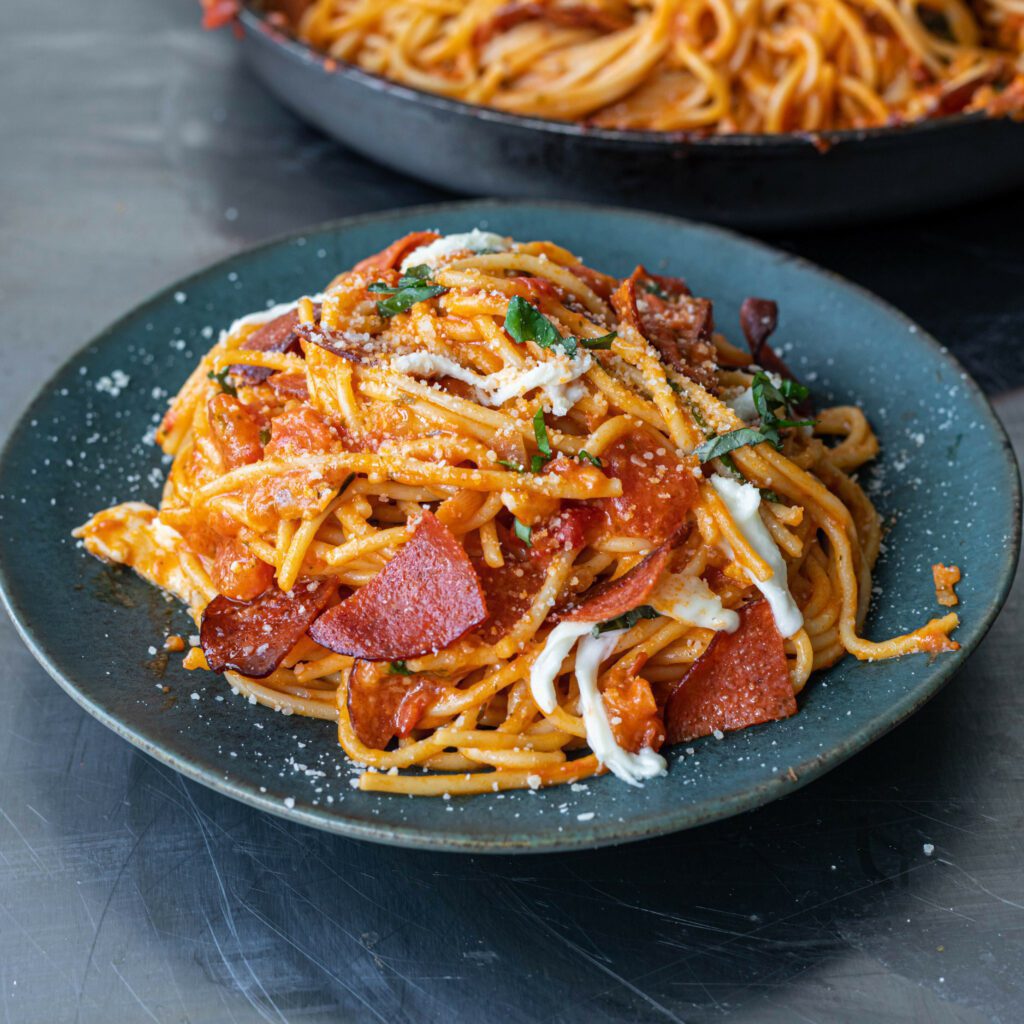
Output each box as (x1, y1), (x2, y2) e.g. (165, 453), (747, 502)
(529, 621), (592, 714)
(400, 230), (511, 271)
(650, 573), (739, 633)
(574, 629), (667, 786)
(390, 351), (592, 417)
(529, 623), (667, 787)
(711, 475), (803, 637)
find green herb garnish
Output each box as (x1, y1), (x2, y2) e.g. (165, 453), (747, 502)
(513, 518), (532, 547)
(579, 332), (616, 350)
(530, 455), (548, 474)
(696, 427), (776, 463)
(502, 297), (611, 360)
(371, 264), (447, 317)
(644, 280), (669, 299)
(258, 427), (271, 445)
(696, 371), (814, 463)
(207, 367), (237, 397)
(388, 660), (412, 676)
(497, 458), (525, 473)
(533, 406), (552, 460)
(594, 605), (659, 635)
(577, 449), (602, 467)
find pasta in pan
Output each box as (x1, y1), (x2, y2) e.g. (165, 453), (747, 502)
(206, 0), (1024, 133)
(75, 230), (959, 795)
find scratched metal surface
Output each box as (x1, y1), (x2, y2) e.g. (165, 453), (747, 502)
(1, 0), (1023, 1021)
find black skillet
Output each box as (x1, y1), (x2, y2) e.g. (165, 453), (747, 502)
(236, 4), (1024, 230)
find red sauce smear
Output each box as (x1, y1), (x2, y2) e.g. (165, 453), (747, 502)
(200, 578), (339, 678)
(309, 512), (488, 659)
(664, 600), (796, 743)
(347, 661), (442, 749)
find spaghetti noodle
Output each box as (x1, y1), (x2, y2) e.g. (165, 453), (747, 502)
(213, 0), (1024, 133)
(75, 230), (959, 795)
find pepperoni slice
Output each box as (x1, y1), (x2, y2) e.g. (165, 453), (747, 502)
(266, 372), (310, 401)
(347, 661), (442, 749)
(475, 554), (551, 644)
(200, 578), (339, 678)
(352, 231), (441, 273)
(596, 430), (699, 544)
(563, 527), (684, 623)
(664, 600), (796, 743)
(612, 266), (717, 391)
(231, 307), (318, 385)
(309, 513), (487, 659)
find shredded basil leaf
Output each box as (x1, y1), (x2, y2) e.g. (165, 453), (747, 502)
(530, 454), (548, 474)
(497, 458), (525, 473)
(388, 660), (411, 676)
(207, 367), (237, 397)
(644, 280), (669, 299)
(258, 427), (270, 446)
(577, 449), (602, 467)
(513, 518), (532, 547)
(376, 283), (447, 318)
(760, 488), (783, 503)
(503, 296), (580, 359)
(594, 605), (659, 635)
(751, 371), (813, 430)
(696, 427), (776, 463)
(533, 407), (552, 459)
(580, 332), (616, 350)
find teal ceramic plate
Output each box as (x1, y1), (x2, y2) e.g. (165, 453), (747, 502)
(0, 201), (1018, 853)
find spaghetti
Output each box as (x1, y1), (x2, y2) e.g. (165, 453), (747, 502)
(212, 0), (1024, 133)
(75, 230), (959, 795)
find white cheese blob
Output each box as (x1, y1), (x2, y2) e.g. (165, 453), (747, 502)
(529, 621), (593, 715)
(529, 623), (667, 787)
(710, 475), (803, 637)
(400, 230), (512, 271)
(574, 629), (667, 786)
(390, 350), (592, 417)
(650, 573), (739, 633)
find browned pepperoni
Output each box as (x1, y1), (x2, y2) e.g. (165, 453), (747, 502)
(200, 578), (339, 678)
(613, 267), (718, 391)
(664, 600), (796, 743)
(563, 526), (685, 622)
(309, 513), (488, 659)
(231, 306), (319, 385)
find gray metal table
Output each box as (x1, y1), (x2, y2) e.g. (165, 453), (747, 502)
(2, 2), (1022, 1021)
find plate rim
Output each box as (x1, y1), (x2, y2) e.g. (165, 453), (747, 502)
(238, 5), (1024, 152)
(0, 198), (1020, 853)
